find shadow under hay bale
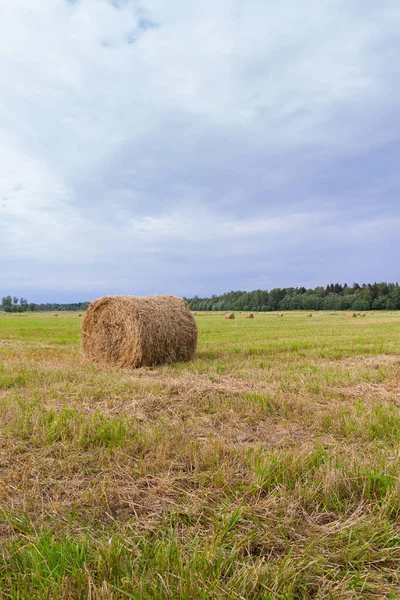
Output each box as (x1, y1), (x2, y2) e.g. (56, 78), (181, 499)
(82, 295), (197, 368)
(225, 313), (235, 320)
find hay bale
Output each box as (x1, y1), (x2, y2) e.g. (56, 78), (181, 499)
(245, 313), (254, 319)
(352, 313), (357, 318)
(225, 313), (235, 320)
(82, 295), (197, 368)
(307, 313), (312, 317)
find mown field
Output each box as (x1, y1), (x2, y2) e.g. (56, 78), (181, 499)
(0, 311), (400, 599)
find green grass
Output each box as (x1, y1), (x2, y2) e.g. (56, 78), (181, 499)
(0, 310), (400, 598)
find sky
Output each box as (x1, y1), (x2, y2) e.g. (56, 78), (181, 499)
(1, 0), (400, 302)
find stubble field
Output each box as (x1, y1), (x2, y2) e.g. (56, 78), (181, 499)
(0, 311), (400, 599)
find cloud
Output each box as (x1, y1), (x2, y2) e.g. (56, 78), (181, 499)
(1, 0), (400, 300)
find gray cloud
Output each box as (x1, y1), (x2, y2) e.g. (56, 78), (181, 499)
(1, 0), (400, 301)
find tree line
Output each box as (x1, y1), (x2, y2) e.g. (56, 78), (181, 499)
(2, 283), (400, 313)
(186, 283), (400, 312)
(1, 296), (89, 313)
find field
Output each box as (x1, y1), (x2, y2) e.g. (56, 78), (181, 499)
(1, 311), (400, 599)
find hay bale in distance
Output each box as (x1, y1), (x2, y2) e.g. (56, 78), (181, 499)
(245, 313), (254, 319)
(82, 295), (197, 368)
(225, 313), (235, 320)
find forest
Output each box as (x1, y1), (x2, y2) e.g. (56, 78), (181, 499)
(186, 282), (400, 312)
(0, 296), (89, 313)
(2, 283), (400, 313)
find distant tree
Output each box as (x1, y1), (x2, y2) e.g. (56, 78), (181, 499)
(386, 287), (400, 309)
(28, 303), (36, 312)
(1, 295), (12, 309)
(371, 297), (386, 310)
(353, 300), (370, 311)
(12, 296), (18, 306)
(323, 293), (344, 311)
(343, 285), (353, 296)
(269, 288), (285, 310)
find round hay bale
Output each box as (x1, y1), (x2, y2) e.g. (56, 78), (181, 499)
(82, 295), (197, 368)
(245, 313), (254, 319)
(352, 313), (357, 318)
(225, 313), (235, 320)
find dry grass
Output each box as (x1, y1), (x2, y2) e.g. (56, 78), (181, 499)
(0, 310), (400, 598)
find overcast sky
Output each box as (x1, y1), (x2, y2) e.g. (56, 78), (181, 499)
(1, 0), (399, 302)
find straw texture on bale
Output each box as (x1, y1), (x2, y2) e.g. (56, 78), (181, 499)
(82, 295), (197, 368)
(225, 313), (235, 320)
(245, 313), (254, 319)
